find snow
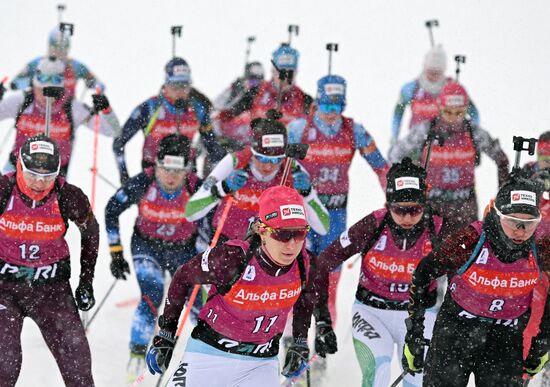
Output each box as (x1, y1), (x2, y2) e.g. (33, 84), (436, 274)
(2, 0), (548, 385)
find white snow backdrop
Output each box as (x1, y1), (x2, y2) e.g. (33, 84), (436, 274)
(1, 1), (549, 386)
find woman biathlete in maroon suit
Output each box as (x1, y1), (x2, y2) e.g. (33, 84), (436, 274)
(0, 135), (99, 386)
(146, 185), (337, 387)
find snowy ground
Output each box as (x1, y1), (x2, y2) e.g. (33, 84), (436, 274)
(2, 0), (549, 386)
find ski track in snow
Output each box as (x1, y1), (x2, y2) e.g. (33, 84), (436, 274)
(2, 1), (548, 386)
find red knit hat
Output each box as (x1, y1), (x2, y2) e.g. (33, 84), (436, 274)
(258, 186), (307, 229)
(438, 82), (469, 108)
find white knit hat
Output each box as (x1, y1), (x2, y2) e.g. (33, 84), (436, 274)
(423, 45), (447, 72)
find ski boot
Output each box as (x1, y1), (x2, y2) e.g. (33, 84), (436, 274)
(127, 345), (147, 385)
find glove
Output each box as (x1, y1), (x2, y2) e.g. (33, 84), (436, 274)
(109, 244), (130, 280)
(75, 282), (95, 311)
(314, 321), (338, 358)
(402, 318), (426, 374)
(92, 94), (110, 113)
(146, 330), (176, 375)
(524, 353), (549, 376)
(222, 170), (249, 193)
(282, 337), (310, 378)
(0, 82), (6, 101)
(292, 170), (311, 195)
(524, 337), (549, 376)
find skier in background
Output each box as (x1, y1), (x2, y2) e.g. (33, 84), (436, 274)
(184, 113), (330, 246)
(215, 43), (313, 141)
(404, 175), (549, 386)
(104, 134), (203, 383)
(288, 74), (389, 328)
(389, 81), (509, 233)
(0, 135), (99, 386)
(146, 185), (337, 387)
(0, 56), (120, 176)
(314, 158), (448, 387)
(11, 27), (105, 98)
(390, 45), (479, 145)
(212, 61), (264, 151)
(112, 57), (225, 184)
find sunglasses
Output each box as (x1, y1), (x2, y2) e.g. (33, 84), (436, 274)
(494, 206), (541, 231)
(318, 103), (343, 114)
(389, 203), (424, 217)
(20, 159), (59, 183)
(36, 73), (64, 86)
(254, 154), (285, 165)
(263, 225), (310, 242)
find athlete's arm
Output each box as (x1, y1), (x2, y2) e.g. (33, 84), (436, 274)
(112, 100), (152, 181)
(472, 126), (510, 187)
(104, 172), (150, 246)
(408, 225), (479, 322)
(0, 92), (25, 120)
(314, 213), (381, 315)
(160, 244), (246, 333)
(184, 153), (236, 221)
(354, 122), (389, 189)
(59, 182), (100, 286)
(391, 80), (416, 141)
(387, 121), (429, 164)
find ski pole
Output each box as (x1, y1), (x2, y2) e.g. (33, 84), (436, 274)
(326, 43), (339, 75)
(89, 168), (117, 189)
(84, 278), (117, 329)
(90, 86), (101, 210)
(244, 36), (256, 70)
(424, 19), (439, 47)
(287, 24), (299, 45)
(389, 369), (408, 387)
(454, 55), (466, 82)
(171, 25), (183, 58)
(57, 4), (66, 24)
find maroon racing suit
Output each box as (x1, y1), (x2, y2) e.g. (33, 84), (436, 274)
(409, 218), (550, 386)
(160, 237), (316, 358)
(0, 173), (99, 387)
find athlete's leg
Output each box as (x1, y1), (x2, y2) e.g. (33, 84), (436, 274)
(0, 283), (26, 387)
(130, 234), (165, 353)
(423, 308), (481, 387)
(29, 282), (94, 387)
(474, 326), (524, 386)
(351, 302), (395, 387)
(166, 340), (279, 387)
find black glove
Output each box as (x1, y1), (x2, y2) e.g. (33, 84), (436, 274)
(402, 318), (426, 374)
(75, 281), (95, 311)
(110, 244), (130, 280)
(92, 94), (110, 113)
(0, 82), (6, 101)
(282, 337), (310, 378)
(146, 330), (176, 375)
(524, 337), (549, 376)
(315, 321), (338, 358)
